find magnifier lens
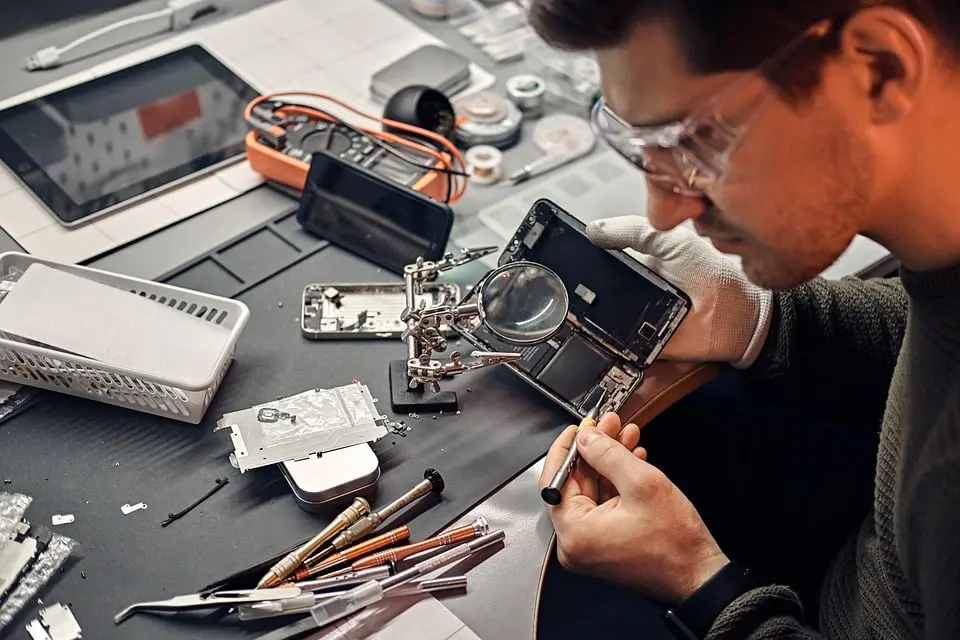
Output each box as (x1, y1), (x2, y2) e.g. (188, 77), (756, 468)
(478, 262), (568, 344)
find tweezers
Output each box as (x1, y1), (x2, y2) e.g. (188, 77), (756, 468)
(114, 587), (301, 624)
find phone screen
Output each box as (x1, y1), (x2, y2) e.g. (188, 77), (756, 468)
(296, 150), (454, 274)
(501, 200), (690, 365)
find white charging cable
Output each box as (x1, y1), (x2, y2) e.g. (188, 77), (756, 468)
(25, 0), (218, 72)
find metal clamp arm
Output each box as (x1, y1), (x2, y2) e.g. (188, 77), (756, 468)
(406, 351), (521, 392)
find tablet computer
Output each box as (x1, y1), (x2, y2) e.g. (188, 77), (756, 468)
(0, 44), (259, 227)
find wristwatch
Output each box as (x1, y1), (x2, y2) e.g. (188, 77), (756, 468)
(664, 561), (757, 640)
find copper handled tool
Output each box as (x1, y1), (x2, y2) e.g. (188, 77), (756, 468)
(257, 497), (370, 588)
(325, 469), (445, 553)
(290, 525), (410, 581)
(352, 516), (489, 571)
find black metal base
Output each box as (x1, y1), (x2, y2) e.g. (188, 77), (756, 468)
(388, 359), (459, 413)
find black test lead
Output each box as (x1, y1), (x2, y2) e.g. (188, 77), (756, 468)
(161, 477), (230, 528)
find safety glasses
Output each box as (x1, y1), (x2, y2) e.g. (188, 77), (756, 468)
(590, 22), (833, 197)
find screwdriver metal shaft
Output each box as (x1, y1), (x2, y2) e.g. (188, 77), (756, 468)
(541, 388), (608, 505)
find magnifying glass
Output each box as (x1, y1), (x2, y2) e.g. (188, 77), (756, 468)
(476, 261), (569, 345)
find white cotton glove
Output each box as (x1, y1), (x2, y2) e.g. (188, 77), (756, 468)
(586, 216), (773, 368)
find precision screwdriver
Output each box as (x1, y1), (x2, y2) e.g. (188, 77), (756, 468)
(294, 566), (391, 593)
(306, 469), (445, 565)
(311, 530), (505, 628)
(287, 525), (410, 581)
(541, 387), (608, 505)
(257, 497), (370, 589)
(350, 517), (489, 571)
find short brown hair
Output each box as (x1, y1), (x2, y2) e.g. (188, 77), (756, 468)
(527, 1), (955, 74)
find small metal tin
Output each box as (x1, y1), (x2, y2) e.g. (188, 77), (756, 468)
(280, 444), (381, 513)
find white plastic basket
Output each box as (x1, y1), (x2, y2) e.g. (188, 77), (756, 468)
(0, 252), (250, 424)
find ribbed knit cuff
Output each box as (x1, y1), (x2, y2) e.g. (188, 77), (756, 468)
(706, 585), (806, 640)
(733, 289), (774, 370)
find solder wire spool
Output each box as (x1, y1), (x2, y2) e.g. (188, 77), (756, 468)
(453, 90), (523, 150)
(506, 74), (547, 116)
(465, 145), (503, 185)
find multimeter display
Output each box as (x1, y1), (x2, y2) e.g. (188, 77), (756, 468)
(297, 150), (454, 275)
(284, 120), (430, 187)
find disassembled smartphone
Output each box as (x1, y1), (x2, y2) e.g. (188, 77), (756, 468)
(301, 282), (462, 340)
(454, 199), (691, 419)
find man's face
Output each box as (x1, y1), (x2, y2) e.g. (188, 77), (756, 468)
(596, 21), (878, 290)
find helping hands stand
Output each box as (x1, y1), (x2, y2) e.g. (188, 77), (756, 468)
(388, 247), (522, 413)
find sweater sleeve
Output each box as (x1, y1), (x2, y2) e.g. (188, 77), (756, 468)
(705, 585), (823, 639)
(907, 397), (960, 639)
(743, 276), (907, 428)
(913, 462), (960, 639)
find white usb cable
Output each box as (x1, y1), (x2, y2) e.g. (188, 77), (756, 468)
(25, 0), (218, 71)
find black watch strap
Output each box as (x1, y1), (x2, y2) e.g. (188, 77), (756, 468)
(664, 561), (757, 640)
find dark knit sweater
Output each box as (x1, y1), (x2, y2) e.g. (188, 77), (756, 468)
(708, 265), (960, 639)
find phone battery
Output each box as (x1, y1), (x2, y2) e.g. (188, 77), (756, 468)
(536, 333), (613, 404)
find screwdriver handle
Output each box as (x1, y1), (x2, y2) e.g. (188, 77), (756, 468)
(257, 497), (369, 588)
(302, 526), (410, 577)
(351, 519), (486, 571)
(541, 414), (599, 506)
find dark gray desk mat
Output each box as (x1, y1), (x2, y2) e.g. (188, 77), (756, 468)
(0, 214), (568, 640)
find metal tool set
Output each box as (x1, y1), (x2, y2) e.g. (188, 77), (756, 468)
(113, 467), (501, 632)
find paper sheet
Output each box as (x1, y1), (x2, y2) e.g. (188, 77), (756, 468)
(0, 264), (233, 387)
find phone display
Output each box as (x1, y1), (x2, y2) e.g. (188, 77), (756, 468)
(455, 199), (691, 418)
(296, 150), (454, 274)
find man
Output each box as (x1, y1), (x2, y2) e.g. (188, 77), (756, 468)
(531, 1), (960, 638)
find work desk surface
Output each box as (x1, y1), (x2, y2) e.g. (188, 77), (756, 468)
(0, 2), (894, 639)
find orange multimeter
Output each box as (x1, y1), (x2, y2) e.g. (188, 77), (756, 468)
(243, 91), (468, 204)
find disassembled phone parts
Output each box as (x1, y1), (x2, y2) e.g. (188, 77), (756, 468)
(301, 282), (461, 340)
(455, 199), (692, 419)
(389, 246), (572, 413)
(215, 381), (389, 473)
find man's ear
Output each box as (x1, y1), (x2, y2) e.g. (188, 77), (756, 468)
(837, 8), (931, 123)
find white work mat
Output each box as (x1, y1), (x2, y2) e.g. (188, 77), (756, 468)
(0, 0), (496, 265)
(0, 263), (233, 386)
(312, 594), (482, 640)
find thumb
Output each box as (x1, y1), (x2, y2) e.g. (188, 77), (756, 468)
(586, 216), (682, 260)
(586, 215), (651, 250)
(576, 427), (644, 492)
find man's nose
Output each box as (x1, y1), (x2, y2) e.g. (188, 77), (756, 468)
(646, 183), (709, 230)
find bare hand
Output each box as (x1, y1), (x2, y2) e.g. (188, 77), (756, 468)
(539, 415), (729, 604)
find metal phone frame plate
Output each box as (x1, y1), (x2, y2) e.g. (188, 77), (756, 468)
(301, 282), (462, 340)
(215, 382), (389, 473)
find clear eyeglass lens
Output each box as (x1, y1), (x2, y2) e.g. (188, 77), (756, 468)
(593, 102), (712, 194)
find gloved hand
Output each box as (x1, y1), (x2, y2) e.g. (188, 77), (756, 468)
(586, 216), (773, 368)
